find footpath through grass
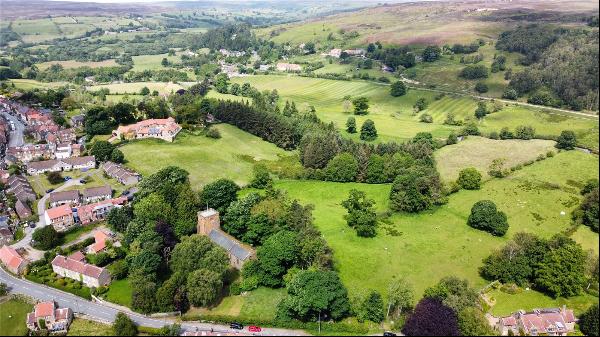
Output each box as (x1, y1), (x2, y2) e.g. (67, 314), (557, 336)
(273, 150), (599, 312)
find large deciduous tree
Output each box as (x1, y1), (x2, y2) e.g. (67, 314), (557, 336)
(402, 298), (460, 336)
(467, 200), (509, 236)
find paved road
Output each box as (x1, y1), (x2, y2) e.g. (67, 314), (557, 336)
(0, 267), (308, 336)
(1, 109), (25, 147)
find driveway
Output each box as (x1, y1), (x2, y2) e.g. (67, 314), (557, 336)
(0, 267), (308, 336)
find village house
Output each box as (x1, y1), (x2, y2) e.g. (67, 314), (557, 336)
(102, 161), (141, 185)
(0, 215), (13, 245)
(26, 301), (73, 334)
(197, 208), (256, 269)
(219, 49), (245, 57)
(51, 254), (111, 288)
(86, 229), (119, 254)
(343, 48), (366, 56)
(26, 156), (95, 175)
(70, 114), (85, 128)
(276, 62), (302, 72)
(82, 185), (112, 204)
(44, 204), (75, 232)
(49, 190), (80, 208)
(497, 307), (577, 336)
(0, 169), (9, 184)
(322, 48), (342, 58)
(112, 117), (182, 142)
(0, 245), (28, 274)
(6, 175), (36, 203)
(7, 143), (56, 163)
(15, 200), (33, 220)
(76, 196), (127, 225)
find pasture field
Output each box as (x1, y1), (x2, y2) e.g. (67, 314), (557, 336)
(231, 75), (599, 150)
(0, 298), (33, 336)
(36, 59), (118, 70)
(273, 150), (598, 312)
(131, 53), (183, 72)
(434, 136), (556, 181)
(9, 79), (68, 90)
(120, 124), (293, 189)
(67, 319), (113, 336)
(88, 81), (184, 95)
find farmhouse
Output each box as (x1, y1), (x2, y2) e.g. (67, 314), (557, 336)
(276, 62), (302, 72)
(197, 208), (256, 269)
(26, 301), (72, 334)
(44, 204), (75, 232)
(343, 48), (366, 56)
(0, 245), (28, 275)
(323, 48), (342, 58)
(497, 307), (577, 336)
(102, 161), (141, 185)
(49, 190), (80, 208)
(112, 117), (182, 142)
(51, 254), (111, 288)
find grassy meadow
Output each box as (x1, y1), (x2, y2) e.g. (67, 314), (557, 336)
(272, 150), (599, 313)
(0, 298), (33, 336)
(67, 318), (113, 336)
(120, 124), (294, 189)
(434, 136), (556, 181)
(231, 75), (599, 150)
(88, 82), (184, 95)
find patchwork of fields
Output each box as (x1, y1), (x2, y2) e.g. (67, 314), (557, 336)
(274, 150), (599, 313)
(232, 75), (599, 150)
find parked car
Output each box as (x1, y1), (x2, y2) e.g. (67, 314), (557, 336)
(230, 322), (243, 330)
(46, 188), (54, 193)
(29, 222), (36, 228)
(248, 326), (262, 333)
(383, 332), (397, 336)
(64, 176), (71, 181)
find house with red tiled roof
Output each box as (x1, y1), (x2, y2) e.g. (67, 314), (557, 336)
(75, 196), (127, 225)
(86, 230), (117, 254)
(51, 254), (111, 288)
(497, 307), (577, 336)
(44, 204), (75, 232)
(112, 117), (182, 142)
(26, 301), (72, 333)
(0, 245), (28, 274)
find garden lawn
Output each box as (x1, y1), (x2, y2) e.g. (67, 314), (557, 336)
(67, 318), (113, 336)
(434, 136), (556, 181)
(231, 75), (599, 150)
(120, 125), (293, 189)
(104, 278), (132, 308)
(0, 298), (33, 336)
(488, 289), (597, 317)
(184, 287), (285, 321)
(274, 150), (599, 312)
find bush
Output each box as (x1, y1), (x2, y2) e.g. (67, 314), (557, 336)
(555, 130), (577, 150)
(390, 81), (407, 97)
(515, 125), (535, 140)
(206, 127), (221, 139)
(459, 65), (488, 79)
(46, 171), (63, 185)
(360, 120), (378, 141)
(457, 168), (482, 190)
(467, 200), (509, 236)
(325, 153), (359, 182)
(502, 89), (518, 100)
(474, 82), (488, 93)
(419, 113), (433, 123)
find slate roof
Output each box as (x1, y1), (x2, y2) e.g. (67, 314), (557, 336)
(208, 229), (253, 261)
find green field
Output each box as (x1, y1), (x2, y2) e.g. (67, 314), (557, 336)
(273, 150), (599, 313)
(88, 82), (184, 95)
(67, 318), (113, 336)
(104, 278), (132, 308)
(185, 287), (285, 321)
(36, 59), (118, 70)
(9, 79), (69, 90)
(434, 136), (556, 181)
(120, 124), (294, 189)
(131, 53), (182, 72)
(231, 75), (599, 149)
(0, 298), (33, 336)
